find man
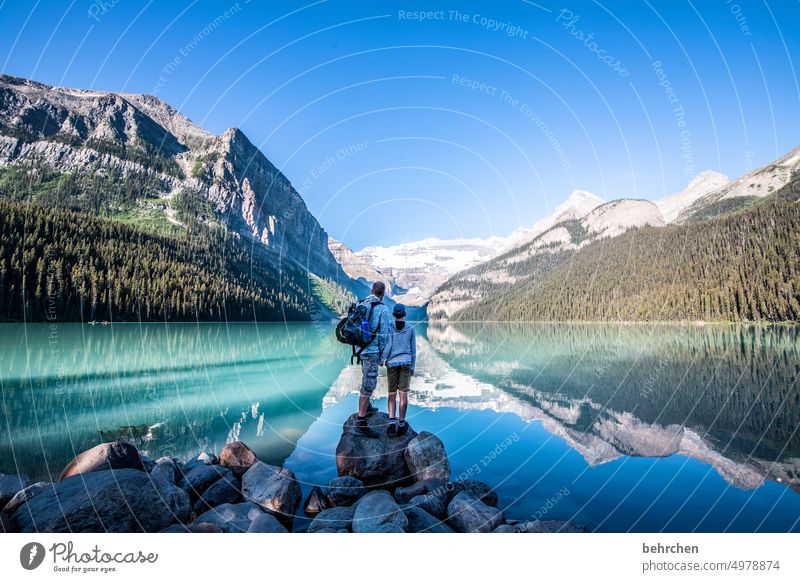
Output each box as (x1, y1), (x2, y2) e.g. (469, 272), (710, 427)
(355, 281), (391, 438)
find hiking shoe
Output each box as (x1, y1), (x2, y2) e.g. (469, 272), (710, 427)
(355, 418), (379, 439)
(387, 422), (398, 437)
(366, 402), (378, 416)
(397, 422), (409, 436)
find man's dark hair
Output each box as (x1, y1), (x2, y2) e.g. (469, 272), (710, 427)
(371, 281), (386, 297)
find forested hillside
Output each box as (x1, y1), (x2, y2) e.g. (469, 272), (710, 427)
(454, 198), (800, 322)
(0, 200), (321, 322)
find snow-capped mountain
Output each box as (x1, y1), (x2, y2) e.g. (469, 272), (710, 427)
(654, 170), (729, 223)
(350, 189), (605, 305)
(677, 146), (800, 223)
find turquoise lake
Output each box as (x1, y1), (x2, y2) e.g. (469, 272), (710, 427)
(1, 321), (798, 532)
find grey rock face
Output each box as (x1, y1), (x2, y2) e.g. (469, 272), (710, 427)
(394, 477), (446, 503)
(241, 462), (301, 522)
(447, 491), (504, 533)
(404, 432), (450, 482)
(409, 493), (447, 520)
(178, 464), (233, 502)
(446, 479), (498, 507)
(0, 473), (30, 507)
(352, 490), (408, 533)
(12, 468), (189, 533)
(303, 485), (331, 517)
(59, 442), (145, 480)
(336, 413), (418, 488)
(193, 474), (242, 515)
(2, 482), (52, 514)
(247, 512), (289, 533)
(192, 502), (264, 533)
(308, 505), (356, 533)
(219, 441), (258, 477)
(402, 505), (454, 533)
(325, 476), (366, 507)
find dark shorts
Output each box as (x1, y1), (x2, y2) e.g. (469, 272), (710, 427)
(359, 353), (379, 397)
(387, 364), (412, 393)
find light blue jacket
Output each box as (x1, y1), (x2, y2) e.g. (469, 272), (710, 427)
(383, 321), (417, 371)
(360, 294), (391, 358)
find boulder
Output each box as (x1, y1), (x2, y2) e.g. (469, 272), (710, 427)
(402, 505), (454, 533)
(307, 506), (356, 533)
(219, 441), (258, 477)
(161, 522), (223, 533)
(178, 464), (232, 502)
(325, 476), (366, 507)
(404, 432), (450, 482)
(241, 462), (301, 523)
(336, 412), (417, 489)
(193, 474), (241, 515)
(139, 454), (156, 472)
(247, 512), (289, 533)
(447, 491), (503, 533)
(352, 490), (408, 533)
(12, 468), (190, 533)
(515, 519), (588, 533)
(59, 442), (144, 480)
(492, 524), (516, 533)
(0, 473), (30, 507)
(394, 477), (446, 504)
(151, 458), (178, 485)
(182, 452), (218, 473)
(446, 479), (498, 507)
(303, 486), (331, 517)
(1, 512), (15, 533)
(3, 480), (46, 514)
(192, 502), (263, 533)
(409, 493), (447, 520)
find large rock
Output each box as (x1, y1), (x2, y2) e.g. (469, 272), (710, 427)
(178, 464), (232, 502)
(404, 432), (450, 482)
(59, 442), (144, 480)
(219, 441), (258, 477)
(307, 505), (356, 533)
(192, 502), (263, 533)
(247, 512), (289, 533)
(12, 468), (189, 532)
(394, 477), (446, 504)
(1, 512), (15, 533)
(515, 520), (588, 533)
(352, 490), (408, 533)
(325, 476), (366, 507)
(447, 491), (503, 533)
(336, 412), (417, 489)
(409, 493), (447, 520)
(0, 473), (31, 507)
(152, 457), (180, 484)
(2, 482), (52, 514)
(241, 462), (301, 523)
(446, 479), (498, 507)
(181, 452), (218, 473)
(193, 473), (241, 515)
(161, 522), (223, 533)
(402, 505), (454, 533)
(303, 486), (331, 517)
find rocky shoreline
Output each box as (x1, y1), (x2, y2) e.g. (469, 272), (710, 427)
(1, 412), (586, 533)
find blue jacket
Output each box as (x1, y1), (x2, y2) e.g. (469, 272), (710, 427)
(383, 321), (417, 371)
(360, 295), (391, 358)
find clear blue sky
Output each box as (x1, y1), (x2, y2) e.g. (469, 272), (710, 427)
(1, 0), (798, 249)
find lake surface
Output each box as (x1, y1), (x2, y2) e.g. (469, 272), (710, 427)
(1, 321), (799, 532)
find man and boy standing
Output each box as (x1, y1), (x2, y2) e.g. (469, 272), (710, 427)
(354, 281), (416, 439)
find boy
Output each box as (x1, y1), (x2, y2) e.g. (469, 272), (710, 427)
(381, 303), (416, 436)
